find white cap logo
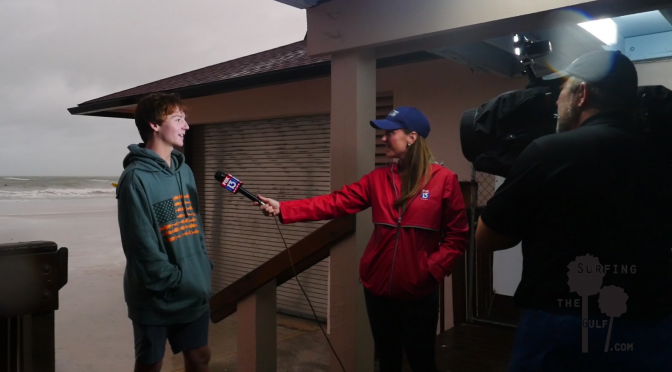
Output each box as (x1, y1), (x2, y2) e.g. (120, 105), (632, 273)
(389, 110), (399, 117)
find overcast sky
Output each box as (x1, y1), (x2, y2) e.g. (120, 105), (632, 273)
(0, 0), (306, 176)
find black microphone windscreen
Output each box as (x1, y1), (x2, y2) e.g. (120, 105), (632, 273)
(214, 171), (226, 182)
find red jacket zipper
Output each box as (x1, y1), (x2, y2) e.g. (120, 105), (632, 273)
(388, 164), (402, 295)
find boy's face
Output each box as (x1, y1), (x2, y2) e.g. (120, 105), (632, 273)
(151, 109), (188, 148)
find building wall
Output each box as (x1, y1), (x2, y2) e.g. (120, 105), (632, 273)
(186, 57), (526, 181)
(636, 59), (672, 87)
(377, 59), (526, 180)
(184, 77), (331, 124)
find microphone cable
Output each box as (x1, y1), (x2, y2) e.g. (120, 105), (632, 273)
(270, 213), (347, 372)
(214, 171), (346, 371)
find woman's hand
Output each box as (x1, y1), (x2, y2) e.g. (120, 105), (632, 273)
(255, 195), (281, 217)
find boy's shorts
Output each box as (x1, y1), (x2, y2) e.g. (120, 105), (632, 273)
(132, 310), (210, 365)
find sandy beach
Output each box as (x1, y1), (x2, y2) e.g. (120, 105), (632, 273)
(0, 197), (135, 371)
(0, 196), (330, 372)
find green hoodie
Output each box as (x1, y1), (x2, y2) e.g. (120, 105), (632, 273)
(116, 144), (213, 325)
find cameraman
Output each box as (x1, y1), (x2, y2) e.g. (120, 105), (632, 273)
(475, 50), (672, 371)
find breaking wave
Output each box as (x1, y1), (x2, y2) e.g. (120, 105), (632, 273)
(0, 188), (116, 200)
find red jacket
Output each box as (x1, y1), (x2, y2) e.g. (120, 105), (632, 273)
(280, 163), (469, 299)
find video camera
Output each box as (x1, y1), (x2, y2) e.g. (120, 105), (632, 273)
(459, 34), (672, 178)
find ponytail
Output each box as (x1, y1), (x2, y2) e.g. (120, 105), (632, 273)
(394, 132), (435, 209)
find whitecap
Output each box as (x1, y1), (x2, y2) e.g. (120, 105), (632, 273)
(0, 188), (116, 201)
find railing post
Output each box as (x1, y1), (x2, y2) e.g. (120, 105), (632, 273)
(237, 278), (277, 372)
(0, 241), (67, 372)
(209, 217), (355, 369)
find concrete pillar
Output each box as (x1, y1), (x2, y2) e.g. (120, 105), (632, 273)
(329, 49), (376, 372)
(237, 279), (277, 372)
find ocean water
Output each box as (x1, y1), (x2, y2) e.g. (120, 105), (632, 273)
(0, 177), (118, 201)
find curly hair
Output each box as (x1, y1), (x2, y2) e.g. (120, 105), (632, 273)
(134, 93), (187, 142)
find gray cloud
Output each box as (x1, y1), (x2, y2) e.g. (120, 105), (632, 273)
(0, 0), (306, 176)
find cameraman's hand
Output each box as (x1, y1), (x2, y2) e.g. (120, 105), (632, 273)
(256, 195), (280, 217)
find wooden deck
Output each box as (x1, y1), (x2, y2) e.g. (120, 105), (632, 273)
(435, 323), (517, 372)
(375, 323), (517, 372)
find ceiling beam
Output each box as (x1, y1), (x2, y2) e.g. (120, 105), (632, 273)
(660, 8), (672, 26)
(429, 41), (519, 78)
(273, 0), (331, 9)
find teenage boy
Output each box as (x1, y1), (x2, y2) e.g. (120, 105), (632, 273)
(117, 93), (213, 372)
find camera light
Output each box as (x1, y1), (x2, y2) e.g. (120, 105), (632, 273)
(515, 47), (521, 56)
(513, 34), (520, 43)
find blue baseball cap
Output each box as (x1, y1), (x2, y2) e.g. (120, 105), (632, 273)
(370, 107), (431, 138)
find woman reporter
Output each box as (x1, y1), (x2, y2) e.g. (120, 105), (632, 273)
(257, 107), (469, 372)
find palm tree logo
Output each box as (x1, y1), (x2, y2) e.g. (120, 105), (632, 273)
(567, 255), (629, 353)
(599, 286), (628, 352)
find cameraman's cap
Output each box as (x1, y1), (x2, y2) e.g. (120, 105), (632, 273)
(542, 50), (638, 99)
(370, 107), (431, 138)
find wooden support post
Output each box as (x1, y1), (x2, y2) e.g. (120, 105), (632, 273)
(28, 312), (55, 372)
(237, 279), (277, 372)
(329, 48), (376, 372)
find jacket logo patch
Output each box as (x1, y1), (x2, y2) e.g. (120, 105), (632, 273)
(421, 190), (430, 200)
(154, 195), (199, 243)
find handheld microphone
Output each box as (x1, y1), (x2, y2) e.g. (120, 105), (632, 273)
(214, 171), (265, 205)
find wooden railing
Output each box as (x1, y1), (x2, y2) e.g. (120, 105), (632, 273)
(207, 215), (356, 371)
(209, 214), (356, 323)
(0, 241), (69, 372)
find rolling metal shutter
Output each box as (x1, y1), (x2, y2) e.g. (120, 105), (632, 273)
(198, 115), (331, 321)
